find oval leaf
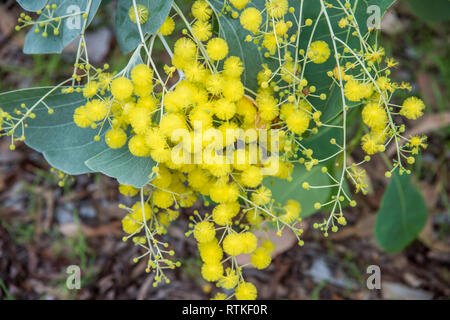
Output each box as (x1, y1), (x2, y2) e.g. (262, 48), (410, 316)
(0, 87), (155, 187)
(375, 172), (428, 253)
(115, 0), (173, 53)
(17, 0), (48, 12)
(85, 141), (156, 188)
(23, 0), (101, 54)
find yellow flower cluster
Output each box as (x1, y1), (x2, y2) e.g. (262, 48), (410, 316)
(4, 0), (430, 298)
(62, 0), (430, 297)
(0, 108), (11, 133)
(188, 208), (276, 299)
(325, 46), (428, 158)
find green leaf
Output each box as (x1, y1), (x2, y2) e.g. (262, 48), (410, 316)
(0, 87), (103, 174)
(0, 87), (155, 187)
(404, 0), (450, 23)
(115, 0), (174, 54)
(302, 116), (343, 160)
(23, 0), (101, 54)
(85, 147), (156, 188)
(17, 0), (48, 12)
(264, 164), (330, 217)
(375, 172), (428, 253)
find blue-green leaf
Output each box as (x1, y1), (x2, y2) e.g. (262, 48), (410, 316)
(0, 87), (104, 174)
(85, 147), (156, 188)
(17, 0), (48, 12)
(375, 172), (428, 253)
(0, 87), (155, 187)
(23, 0), (101, 54)
(115, 0), (174, 54)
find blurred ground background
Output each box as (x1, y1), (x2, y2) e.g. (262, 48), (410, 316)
(0, 0), (449, 300)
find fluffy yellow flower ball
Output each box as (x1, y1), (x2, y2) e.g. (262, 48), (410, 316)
(83, 81), (99, 98)
(223, 56), (244, 78)
(198, 240), (223, 263)
(205, 73), (224, 95)
(193, 221), (216, 243)
(212, 202), (240, 226)
(262, 34), (277, 55)
(250, 247), (272, 269)
(307, 41), (331, 64)
(400, 97), (425, 120)
(240, 166), (263, 188)
(174, 38), (197, 60)
(209, 181), (239, 203)
(128, 134), (151, 157)
(122, 215), (141, 234)
(344, 79), (365, 102)
(159, 113), (187, 140)
(201, 262), (223, 282)
(235, 281), (257, 300)
(223, 78), (244, 102)
(205, 161), (232, 178)
(111, 77), (134, 101)
(131, 64), (153, 87)
(188, 168), (210, 191)
(258, 97), (279, 121)
(361, 133), (384, 155)
(274, 20), (290, 36)
(86, 99), (108, 122)
(206, 38), (229, 61)
(240, 232), (258, 254)
(128, 4), (149, 24)
(73, 106), (92, 128)
(105, 128), (127, 149)
(191, 0), (212, 21)
(214, 98), (236, 120)
(362, 102), (387, 129)
(118, 184), (139, 197)
(152, 166), (172, 189)
(129, 107), (151, 135)
(251, 186), (272, 206)
(281, 199), (301, 224)
(136, 95), (158, 112)
(230, 0), (249, 10)
(192, 20), (212, 41)
(286, 110), (310, 135)
(153, 189), (174, 209)
(158, 16), (175, 36)
(219, 268), (239, 290)
(222, 232), (243, 256)
(240, 8), (262, 34)
(130, 201), (152, 222)
(266, 0), (288, 19)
